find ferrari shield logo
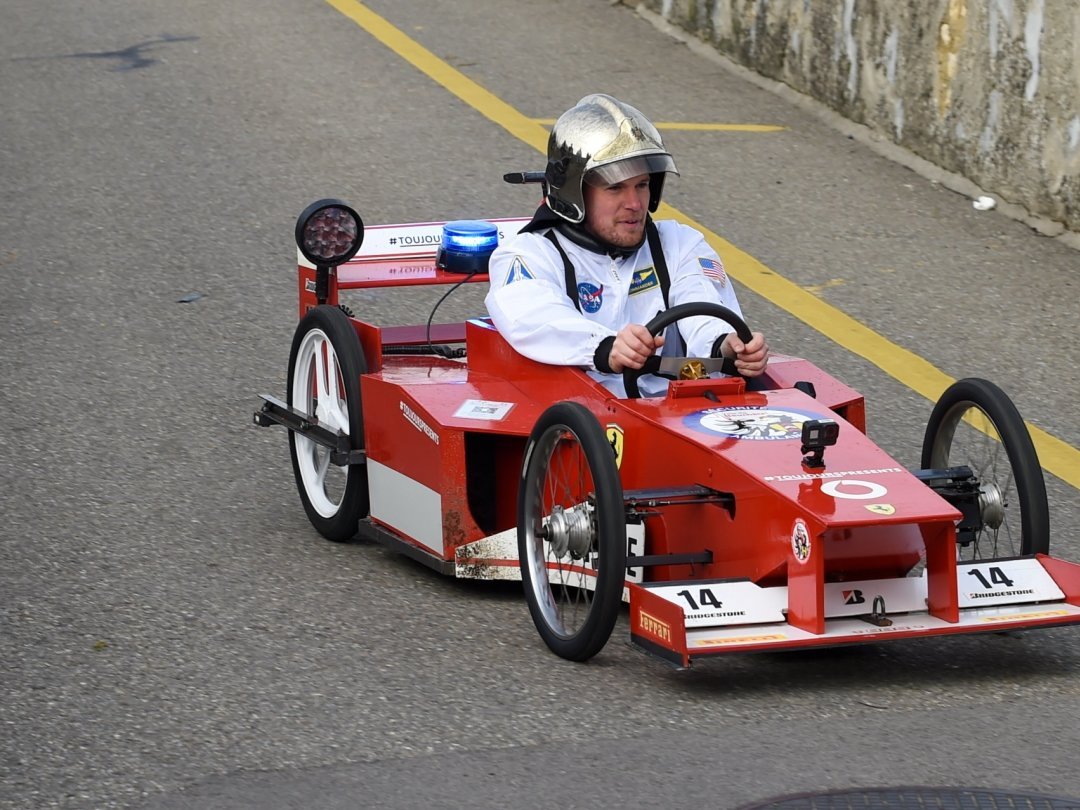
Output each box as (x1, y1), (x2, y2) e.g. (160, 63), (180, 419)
(865, 503), (896, 515)
(606, 424), (624, 469)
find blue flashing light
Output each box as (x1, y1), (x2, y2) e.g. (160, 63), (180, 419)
(436, 220), (499, 273)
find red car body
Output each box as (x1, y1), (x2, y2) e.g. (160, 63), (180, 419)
(261, 212), (1080, 668)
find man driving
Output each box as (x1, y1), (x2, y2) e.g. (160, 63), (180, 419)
(485, 93), (768, 397)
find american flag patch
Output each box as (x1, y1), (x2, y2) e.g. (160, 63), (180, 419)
(698, 257), (727, 287)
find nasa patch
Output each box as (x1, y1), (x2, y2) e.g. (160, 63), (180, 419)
(578, 282), (604, 313)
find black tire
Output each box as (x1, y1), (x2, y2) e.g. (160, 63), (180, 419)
(287, 305), (369, 541)
(517, 402), (626, 661)
(921, 378), (1048, 559)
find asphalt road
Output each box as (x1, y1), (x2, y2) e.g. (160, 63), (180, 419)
(3, 1), (1079, 808)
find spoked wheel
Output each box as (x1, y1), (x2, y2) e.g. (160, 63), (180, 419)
(921, 378), (1048, 560)
(518, 402), (626, 661)
(287, 305), (369, 541)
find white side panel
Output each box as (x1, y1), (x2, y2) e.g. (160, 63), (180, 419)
(455, 523), (648, 589)
(823, 576), (928, 616)
(686, 602), (1080, 651)
(297, 217), (532, 267)
(455, 529), (521, 581)
(645, 559), (1068, 631)
(368, 459), (443, 554)
(957, 558), (1065, 607)
(646, 581), (789, 627)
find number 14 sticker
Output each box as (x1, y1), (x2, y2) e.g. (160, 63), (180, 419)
(958, 559), (1064, 607)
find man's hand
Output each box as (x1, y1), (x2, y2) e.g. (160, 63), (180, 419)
(608, 324), (665, 373)
(720, 331), (769, 376)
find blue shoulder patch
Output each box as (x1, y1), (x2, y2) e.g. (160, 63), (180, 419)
(629, 266), (660, 296)
(504, 256), (535, 284)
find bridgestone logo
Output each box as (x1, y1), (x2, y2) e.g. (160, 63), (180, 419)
(969, 589), (1034, 599)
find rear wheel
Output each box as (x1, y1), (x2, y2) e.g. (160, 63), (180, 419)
(287, 305), (369, 541)
(518, 402), (626, 661)
(921, 378), (1048, 560)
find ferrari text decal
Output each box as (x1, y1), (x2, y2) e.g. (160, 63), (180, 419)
(821, 479), (888, 500)
(400, 401), (439, 444)
(683, 406), (822, 440)
(638, 610), (672, 643)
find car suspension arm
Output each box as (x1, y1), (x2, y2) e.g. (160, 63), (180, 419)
(253, 394), (366, 466)
(623, 485), (735, 519)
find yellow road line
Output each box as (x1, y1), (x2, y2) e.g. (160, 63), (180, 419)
(533, 119), (787, 132)
(327, 0), (1080, 490)
(326, 0), (548, 152)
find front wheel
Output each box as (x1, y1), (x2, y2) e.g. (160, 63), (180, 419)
(518, 402), (626, 661)
(921, 378), (1048, 560)
(287, 305), (369, 541)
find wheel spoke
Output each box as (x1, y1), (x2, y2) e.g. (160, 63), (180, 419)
(518, 402), (625, 661)
(313, 446), (331, 488)
(923, 379), (1048, 562)
(286, 309), (369, 541)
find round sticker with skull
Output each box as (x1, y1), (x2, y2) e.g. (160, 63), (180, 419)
(791, 519), (811, 564)
(684, 406), (820, 441)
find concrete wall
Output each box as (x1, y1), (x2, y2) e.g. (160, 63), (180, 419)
(628, 0), (1080, 237)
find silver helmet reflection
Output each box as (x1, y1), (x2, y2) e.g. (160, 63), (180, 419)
(543, 94), (679, 224)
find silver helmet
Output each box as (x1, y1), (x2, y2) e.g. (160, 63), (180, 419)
(544, 94), (679, 224)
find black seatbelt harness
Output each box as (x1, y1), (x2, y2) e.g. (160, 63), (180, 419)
(544, 219), (737, 375)
(544, 217), (671, 313)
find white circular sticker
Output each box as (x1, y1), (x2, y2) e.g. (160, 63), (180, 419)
(791, 519), (811, 564)
(821, 479), (888, 500)
(684, 406), (820, 441)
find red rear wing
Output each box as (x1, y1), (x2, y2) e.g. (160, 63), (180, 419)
(296, 218), (530, 310)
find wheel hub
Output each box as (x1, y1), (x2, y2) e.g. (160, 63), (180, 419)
(543, 504), (594, 559)
(979, 481), (1006, 530)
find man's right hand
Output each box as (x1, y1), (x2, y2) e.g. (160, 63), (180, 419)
(608, 324), (665, 373)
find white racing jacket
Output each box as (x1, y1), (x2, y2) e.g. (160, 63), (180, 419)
(484, 219), (746, 396)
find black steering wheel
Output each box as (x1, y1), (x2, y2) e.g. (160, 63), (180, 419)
(622, 302), (753, 399)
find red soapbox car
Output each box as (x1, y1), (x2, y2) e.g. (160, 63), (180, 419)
(255, 198), (1080, 667)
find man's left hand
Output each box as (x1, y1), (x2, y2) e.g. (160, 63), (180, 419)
(720, 331), (769, 376)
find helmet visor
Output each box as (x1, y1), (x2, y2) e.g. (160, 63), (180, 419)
(585, 154), (678, 187)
